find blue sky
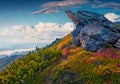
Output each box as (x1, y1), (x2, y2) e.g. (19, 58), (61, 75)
(0, 0), (119, 27)
(0, 0), (70, 27)
(0, 0), (120, 51)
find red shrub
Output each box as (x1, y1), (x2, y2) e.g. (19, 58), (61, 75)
(94, 48), (119, 59)
(63, 48), (69, 57)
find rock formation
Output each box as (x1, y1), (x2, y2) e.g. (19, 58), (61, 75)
(66, 10), (120, 52)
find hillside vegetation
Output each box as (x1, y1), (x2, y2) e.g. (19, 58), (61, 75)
(0, 34), (120, 84)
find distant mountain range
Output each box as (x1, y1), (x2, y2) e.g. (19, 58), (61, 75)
(0, 48), (35, 71)
(0, 48), (35, 59)
(0, 42), (45, 51)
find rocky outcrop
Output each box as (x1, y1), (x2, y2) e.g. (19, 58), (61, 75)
(115, 39), (120, 48)
(66, 10), (120, 52)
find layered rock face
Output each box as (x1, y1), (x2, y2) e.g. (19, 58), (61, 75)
(66, 10), (120, 52)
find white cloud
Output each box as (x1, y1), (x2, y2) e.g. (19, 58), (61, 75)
(0, 29), (12, 36)
(42, 0), (89, 8)
(32, 0), (89, 14)
(93, 2), (120, 10)
(104, 13), (120, 22)
(0, 22), (74, 43)
(32, 8), (59, 14)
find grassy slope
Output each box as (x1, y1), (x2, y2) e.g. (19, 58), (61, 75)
(34, 33), (120, 84)
(0, 33), (120, 84)
(47, 34), (120, 84)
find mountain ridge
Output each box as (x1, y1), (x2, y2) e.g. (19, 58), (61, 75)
(0, 10), (120, 84)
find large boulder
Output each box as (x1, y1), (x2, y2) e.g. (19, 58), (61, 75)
(66, 10), (120, 52)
